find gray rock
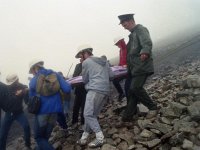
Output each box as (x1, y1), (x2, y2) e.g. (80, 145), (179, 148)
(117, 141), (128, 150)
(138, 139), (161, 148)
(187, 101), (200, 121)
(169, 132), (185, 146)
(182, 75), (200, 88)
(182, 139), (193, 149)
(139, 129), (153, 138)
(101, 144), (117, 150)
(144, 121), (173, 134)
(171, 147), (182, 150)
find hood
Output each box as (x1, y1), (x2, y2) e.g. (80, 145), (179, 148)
(90, 56), (107, 66)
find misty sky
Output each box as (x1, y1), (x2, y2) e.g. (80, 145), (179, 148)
(0, 0), (200, 84)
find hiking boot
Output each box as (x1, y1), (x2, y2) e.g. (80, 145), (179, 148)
(62, 129), (72, 137)
(68, 122), (78, 130)
(115, 118), (134, 128)
(146, 110), (158, 119)
(118, 93), (125, 101)
(23, 146), (32, 150)
(88, 139), (104, 148)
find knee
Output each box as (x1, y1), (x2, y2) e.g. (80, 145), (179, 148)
(130, 87), (142, 93)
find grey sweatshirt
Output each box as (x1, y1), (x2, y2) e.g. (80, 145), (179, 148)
(82, 56), (114, 95)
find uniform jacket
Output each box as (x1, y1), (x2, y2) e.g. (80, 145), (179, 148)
(82, 56), (114, 95)
(29, 68), (71, 114)
(127, 24), (154, 76)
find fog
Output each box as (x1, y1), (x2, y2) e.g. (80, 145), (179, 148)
(0, 0), (200, 85)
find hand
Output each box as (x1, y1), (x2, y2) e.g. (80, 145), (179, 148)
(15, 90), (23, 96)
(140, 53), (149, 61)
(122, 65), (127, 68)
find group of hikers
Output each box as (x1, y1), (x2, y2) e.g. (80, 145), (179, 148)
(0, 13), (158, 149)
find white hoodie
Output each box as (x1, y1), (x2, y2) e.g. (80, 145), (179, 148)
(82, 56), (114, 95)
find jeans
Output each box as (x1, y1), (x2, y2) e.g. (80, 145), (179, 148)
(0, 112), (31, 150)
(63, 100), (70, 116)
(34, 113), (57, 150)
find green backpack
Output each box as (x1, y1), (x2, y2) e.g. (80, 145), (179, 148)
(36, 73), (60, 96)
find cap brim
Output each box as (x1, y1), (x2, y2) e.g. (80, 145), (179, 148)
(75, 51), (82, 58)
(29, 61), (44, 74)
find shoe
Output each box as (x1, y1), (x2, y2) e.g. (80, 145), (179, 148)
(23, 146), (32, 150)
(77, 139), (87, 146)
(88, 139), (104, 148)
(77, 131), (89, 145)
(68, 122), (78, 130)
(115, 119), (133, 128)
(62, 129), (72, 137)
(118, 93), (125, 101)
(146, 110), (158, 119)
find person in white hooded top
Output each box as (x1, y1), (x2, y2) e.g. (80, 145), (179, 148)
(76, 44), (113, 148)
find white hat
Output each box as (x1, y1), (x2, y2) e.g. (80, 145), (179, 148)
(75, 44), (93, 58)
(114, 36), (124, 45)
(6, 73), (19, 85)
(29, 59), (44, 73)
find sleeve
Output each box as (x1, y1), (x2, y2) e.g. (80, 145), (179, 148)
(82, 61), (89, 84)
(73, 63), (82, 77)
(57, 73), (71, 94)
(107, 63), (114, 81)
(20, 84), (29, 104)
(29, 77), (37, 97)
(137, 27), (153, 54)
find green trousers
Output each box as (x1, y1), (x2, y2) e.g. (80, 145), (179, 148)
(122, 74), (157, 121)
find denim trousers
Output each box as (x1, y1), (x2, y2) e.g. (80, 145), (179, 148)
(34, 113), (57, 150)
(0, 112), (31, 150)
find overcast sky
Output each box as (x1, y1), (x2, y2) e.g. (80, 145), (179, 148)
(0, 0), (200, 84)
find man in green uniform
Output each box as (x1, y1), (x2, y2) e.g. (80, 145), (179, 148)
(118, 13), (157, 122)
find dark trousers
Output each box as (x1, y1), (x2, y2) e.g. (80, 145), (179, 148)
(57, 112), (67, 129)
(122, 75), (157, 121)
(0, 112), (31, 150)
(112, 77), (124, 95)
(72, 86), (86, 125)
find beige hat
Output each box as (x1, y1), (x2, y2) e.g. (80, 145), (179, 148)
(75, 44), (93, 58)
(6, 73), (19, 85)
(114, 36), (124, 45)
(29, 59), (44, 73)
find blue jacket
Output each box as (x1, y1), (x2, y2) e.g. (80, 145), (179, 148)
(29, 68), (71, 114)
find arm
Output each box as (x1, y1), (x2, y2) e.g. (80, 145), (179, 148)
(137, 27), (152, 61)
(73, 63), (82, 77)
(57, 73), (71, 93)
(82, 61), (89, 84)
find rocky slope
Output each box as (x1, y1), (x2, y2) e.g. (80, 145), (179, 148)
(7, 54), (200, 150)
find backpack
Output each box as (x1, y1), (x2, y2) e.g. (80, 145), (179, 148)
(36, 73), (60, 96)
